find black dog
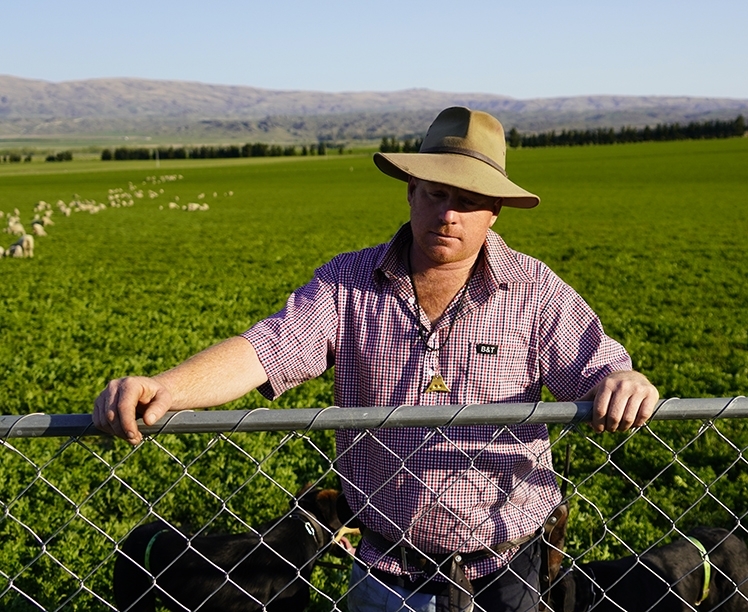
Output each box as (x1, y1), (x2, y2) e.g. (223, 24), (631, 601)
(113, 486), (350, 612)
(550, 527), (748, 612)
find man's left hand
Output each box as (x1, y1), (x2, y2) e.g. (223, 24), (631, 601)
(582, 370), (659, 433)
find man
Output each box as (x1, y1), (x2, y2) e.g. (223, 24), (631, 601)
(94, 107), (658, 612)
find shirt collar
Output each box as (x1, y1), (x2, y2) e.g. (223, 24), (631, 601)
(483, 229), (536, 286)
(374, 223), (535, 288)
(374, 223), (412, 284)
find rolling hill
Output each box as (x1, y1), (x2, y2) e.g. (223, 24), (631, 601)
(1, 75), (746, 143)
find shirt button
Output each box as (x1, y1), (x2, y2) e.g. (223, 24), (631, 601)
(408, 296), (415, 305)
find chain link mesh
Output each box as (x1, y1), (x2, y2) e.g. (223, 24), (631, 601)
(2, 401), (747, 611)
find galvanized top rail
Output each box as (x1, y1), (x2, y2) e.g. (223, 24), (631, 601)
(1, 397), (746, 439)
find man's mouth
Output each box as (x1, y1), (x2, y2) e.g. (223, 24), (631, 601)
(431, 231), (459, 240)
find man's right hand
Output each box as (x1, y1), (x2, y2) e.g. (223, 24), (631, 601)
(93, 337), (269, 445)
(93, 376), (174, 445)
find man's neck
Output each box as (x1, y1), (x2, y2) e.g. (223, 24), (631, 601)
(407, 241), (481, 280)
(407, 245), (481, 325)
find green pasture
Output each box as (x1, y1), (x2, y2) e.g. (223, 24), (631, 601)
(1, 138), (747, 610)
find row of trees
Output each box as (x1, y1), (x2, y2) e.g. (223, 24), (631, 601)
(1, 153), (31, 163)
(378, 137), (424, 153)
(45, 151), (73, 162)
(2, 152), (71, 163)
(377, 116), (745, 152)
(101, 142), (339, 161)
(509, 115), (746, 149)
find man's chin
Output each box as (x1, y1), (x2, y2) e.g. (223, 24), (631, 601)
(422, 246), (466, 266)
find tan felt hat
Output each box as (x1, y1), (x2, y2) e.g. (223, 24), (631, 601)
(374, 106), (539, 208)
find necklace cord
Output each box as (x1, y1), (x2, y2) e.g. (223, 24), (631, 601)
(407, 247), (482, 352)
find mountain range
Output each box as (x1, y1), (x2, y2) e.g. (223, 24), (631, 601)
(1, 75), (747, 143)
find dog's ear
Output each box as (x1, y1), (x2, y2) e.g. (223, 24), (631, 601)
(290, 482), (318, 509)
(313, 489), (343, 531)
(294, 482), (315, 499)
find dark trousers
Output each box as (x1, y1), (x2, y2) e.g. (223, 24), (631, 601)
(470, 539), (541, 612)
(349, 539), (541, 612)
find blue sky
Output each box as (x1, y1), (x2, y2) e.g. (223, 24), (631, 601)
(3, 0), (747, 99)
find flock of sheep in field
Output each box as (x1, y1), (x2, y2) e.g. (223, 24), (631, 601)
(1, 173), (235, 260)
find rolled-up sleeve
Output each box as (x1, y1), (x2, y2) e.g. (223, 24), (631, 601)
(242, 260), (340, 400)
(538, 274), (632, 401)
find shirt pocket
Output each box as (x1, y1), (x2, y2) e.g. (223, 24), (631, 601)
(466, 333), (532, 403)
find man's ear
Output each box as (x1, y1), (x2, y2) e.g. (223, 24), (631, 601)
(490, 199), (503, 226)
(407, 176), (418, 204)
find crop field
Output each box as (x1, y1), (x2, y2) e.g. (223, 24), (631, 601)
(1, 138), (748, 610)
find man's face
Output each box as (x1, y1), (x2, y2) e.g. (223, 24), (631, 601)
(408, 178), (500, 268)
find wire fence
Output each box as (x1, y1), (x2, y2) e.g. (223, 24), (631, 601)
(2, 398), (748, 611)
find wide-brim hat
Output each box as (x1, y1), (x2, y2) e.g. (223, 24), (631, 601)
(374, 106), (539, 209)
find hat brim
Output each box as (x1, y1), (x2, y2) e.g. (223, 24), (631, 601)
(374, 152), (540, 209)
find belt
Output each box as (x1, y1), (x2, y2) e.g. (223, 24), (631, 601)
(362, 528), (534, 573)
(364, 563), (450, 596)
(361, 528), (536, 612)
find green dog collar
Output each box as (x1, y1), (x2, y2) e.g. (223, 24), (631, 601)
(686, 536), (711, 605)
(144, 529), (169, 573)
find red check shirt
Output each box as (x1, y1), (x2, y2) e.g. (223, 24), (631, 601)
(243, 224), (631, 580)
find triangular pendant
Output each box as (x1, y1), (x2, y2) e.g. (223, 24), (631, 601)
(425, 374), (450, 393)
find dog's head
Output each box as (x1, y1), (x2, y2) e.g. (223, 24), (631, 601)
(292, 484), (344, 533)
(291, 484), (357, 557)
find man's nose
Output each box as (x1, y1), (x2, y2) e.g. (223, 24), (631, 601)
(437, 197), (459, 223)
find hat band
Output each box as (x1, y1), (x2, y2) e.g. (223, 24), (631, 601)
(419, 145), (508, 178)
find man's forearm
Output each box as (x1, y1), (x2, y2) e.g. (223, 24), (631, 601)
(154, 336), (268, 410)
(94, 336), (269, 444)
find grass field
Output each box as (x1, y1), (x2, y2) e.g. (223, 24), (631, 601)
(1, 138), (747, 610)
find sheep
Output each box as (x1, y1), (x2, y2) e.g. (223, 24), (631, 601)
(32, 211), (55, 226)
(7, 244), (24, 258)
(0, 245), (4, 257)
(12, 234), (34, 258)
(7, 221), (25, 236)
(32, 223), (47, 237)
(185, 203), (209, 212)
